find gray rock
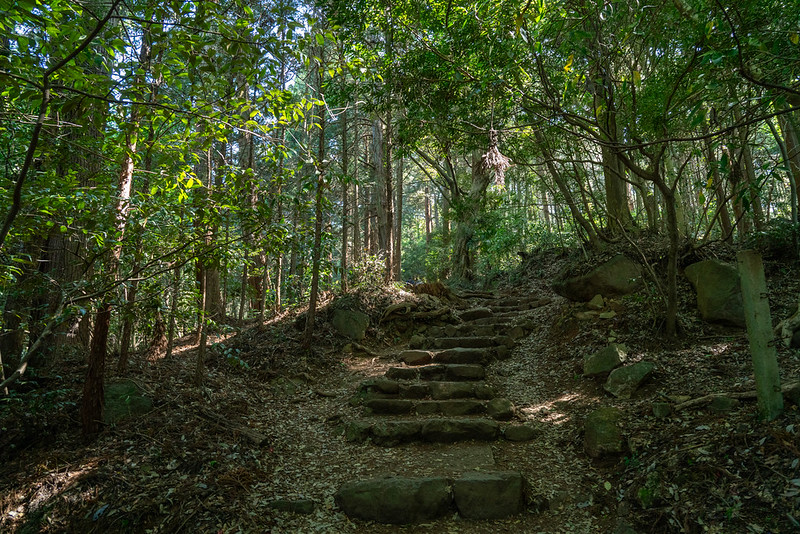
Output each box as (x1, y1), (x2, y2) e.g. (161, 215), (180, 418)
(503, 424), (540, 441)
(385, 367), (418, 380)
(474, 384), (496, 399)
(400, 350), (433, 366)
(418, 364), (447, 381)
(584, 344), (626, 377)
(360, 378), (400, 394)
(553, 254), (643, 302)
(584, 407), (624, 458)
(332, 309), (370, 341)
(460, 307), (493, 321)
(344, 421), (372, 443)
(684, 260), (745, 327)
(371, 421), (422, 446)
(487, 398), (515, 420)
(453, 472), (524, 519)
(268, 498), (315, 514)
(587, 294), (605, 310)
(104, 380), (153, 424)
(398, 383), (431, 399)
(604, 362), (655, 399)
(421, 418), (499, 442)
(335, 477), (452, 524)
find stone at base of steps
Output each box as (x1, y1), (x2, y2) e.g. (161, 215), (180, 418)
(335, 471), (525, 524)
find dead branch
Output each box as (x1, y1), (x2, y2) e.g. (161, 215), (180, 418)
(674, 381), (799, 411)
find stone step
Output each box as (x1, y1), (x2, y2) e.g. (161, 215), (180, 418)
(335, 471), (524, 524)
(360, 379), (495, 400)
(463, 316), (513, 326)
(344, 418), (539, 446)
(364, 397), (517, 419)
(346, 418), (499, 446)
(458, 307), (494, 321)
(385, 364), (486, 381)
(431, 336), (514, 349)
(400, 347), (497, 366)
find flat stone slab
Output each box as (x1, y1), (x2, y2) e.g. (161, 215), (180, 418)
(460, 307), (493, 321)
(438, 400), (485, 416)
(400, 350), (434, 366)
(335, 477), (452, 524)
(385, 367), (419, 380)
(421, 418), (499, 443)
(434, 337), (503, 349)
(365, 399), (414, 414)
(453, 471), (524, 519)
(431, 348), (489, 365)
(443, 364), (486, 381)
(359, 378), (400, 394)
(429, 381), (476, 400)
(416, 364), (486, 381)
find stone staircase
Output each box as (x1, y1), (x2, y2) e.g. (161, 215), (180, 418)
(335, 293), (550, 524)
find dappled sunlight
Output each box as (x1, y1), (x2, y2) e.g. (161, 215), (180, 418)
(519, 391), (590, 426)
(3, 458), (100, 529)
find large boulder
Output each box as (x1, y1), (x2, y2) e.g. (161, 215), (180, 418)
(684, 260), (745, 327)
(584, 344), (627, 377)
(553, 255), (643, 302)
(452, 472), (524, 519)
(335, 477), (452, 524)
(604, 361), (655, 399)
(584, 406), (624, 458)
(331, 309), (370, 341)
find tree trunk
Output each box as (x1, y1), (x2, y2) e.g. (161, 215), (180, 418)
(165, 261), (181, 359)
(341, 108), (349, 292)
(703, 131), (733, 241)
(393, 156), (403, 280)
(303, 42), (327, 349)
(535, 130), (600, 249)
(424, 186), (432, 244)
(82, 107), (139, 437)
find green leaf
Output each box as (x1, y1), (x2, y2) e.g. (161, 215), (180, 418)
(315, 33), (324, 46)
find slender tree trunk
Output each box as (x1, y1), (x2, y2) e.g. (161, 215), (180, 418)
(341, 109), (349, 292)
(779, 113), (800, 223)
(82, 107), (140, 436)
(393, 156), (403, 280)
(535, 131), (600, 249)
(194, 263), (207, 385)
(424, 186), (432, 244)
(703, 131), (733, 241)
(165, 262), (180, 359)
(734, 105), (765, 231)
(303, 86), (327, 348)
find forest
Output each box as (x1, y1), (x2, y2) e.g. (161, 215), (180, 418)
(2, 0), (800, 532)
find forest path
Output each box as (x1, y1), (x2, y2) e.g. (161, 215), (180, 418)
(324, 287), (623, 532)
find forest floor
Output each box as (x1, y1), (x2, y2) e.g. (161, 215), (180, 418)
(2, 243), (800, 533)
